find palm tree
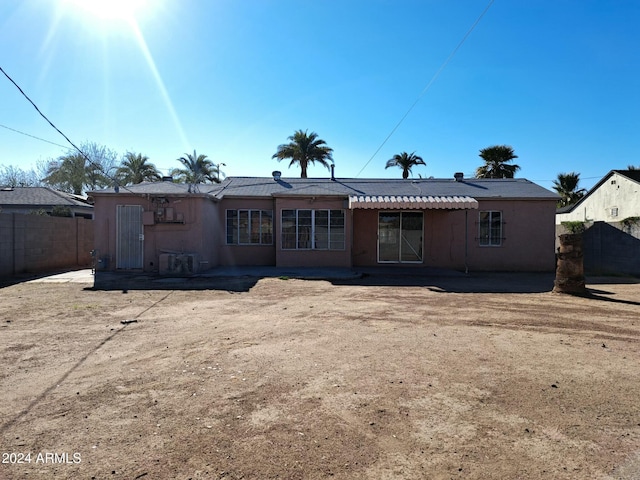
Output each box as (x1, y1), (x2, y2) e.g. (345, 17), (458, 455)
(475, 145), (520, 179)
(43, 142), (117, 194)
(116, 152), (161, 185)
(553, 172), (586, 208)
(170, 150), (219, 184)
(272, 130), (333, 178)
(43, 152), (89, 195)
(385, 151), (426, 179)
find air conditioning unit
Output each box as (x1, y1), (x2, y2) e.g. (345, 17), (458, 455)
(159, 253), (198, 275)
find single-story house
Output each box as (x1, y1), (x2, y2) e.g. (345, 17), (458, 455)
(555, 170), (640, 277)
(556, 169), (640, 224)
(89, 173), (559, 273)
(0, 186), (94, 219)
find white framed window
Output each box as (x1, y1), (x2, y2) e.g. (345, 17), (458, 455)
(226, 210), (273, 245)
(479, 211), (502, 246)
(281, 209), (345, 250)
(611, 207), (619, 217)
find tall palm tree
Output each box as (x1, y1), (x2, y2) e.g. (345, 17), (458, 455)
(116, 152), (161, 185)
(385, 151), (426, 179)
(553, 172), (586, 208)
(43, 142), (117, 194)
(170, 150), (219, 184)
(272, 130), (333, 178)
(43, 152), (89, 195)
(475, 145), (520, 179)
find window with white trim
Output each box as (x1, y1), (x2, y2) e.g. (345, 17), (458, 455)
(479, 211), (502, 246)
(281, 209), (345, 250)
(226, 210), (273, 245)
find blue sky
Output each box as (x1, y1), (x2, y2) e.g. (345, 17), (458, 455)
(1, 0), (639, 191)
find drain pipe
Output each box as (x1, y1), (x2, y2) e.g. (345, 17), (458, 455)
(464, 210), (469, 274)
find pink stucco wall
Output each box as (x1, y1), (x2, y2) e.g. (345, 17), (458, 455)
(352, 199), (556, 271)
(92, 193), (219, 272)
(274, 196), (352, 268)
(217, 198), (276, 266)
(93, 192), (556, 273)
(215, 196), (352, 267)
(466, 200), (556, 271)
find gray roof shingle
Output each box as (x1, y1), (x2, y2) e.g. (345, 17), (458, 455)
(210, 177), (558, 200)
(90, 176), (558, 201)
(0, 187), (93, 208)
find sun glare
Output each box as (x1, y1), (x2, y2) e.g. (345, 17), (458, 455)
(64, 0), (149, 22)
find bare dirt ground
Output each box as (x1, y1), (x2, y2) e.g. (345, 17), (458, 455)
(1, 272), (639, 480)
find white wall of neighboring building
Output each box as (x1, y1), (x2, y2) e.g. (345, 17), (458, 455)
(556, 172), (640, 224)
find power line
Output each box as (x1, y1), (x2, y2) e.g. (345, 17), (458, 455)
(0, 65), (90, 163)
(0, 64), (135, 194)
(355, 0), (495, 177)
(0, 123), (70, 150)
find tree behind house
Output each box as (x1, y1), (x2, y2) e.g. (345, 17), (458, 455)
(0, 165), (41, 187)
(116, 152), (161, 185)
(272, 130), (333, 178)
(553, 172), (586, 207)
(385, 151), (426, 179)
(42, 142), (118, 195)
(170, 150), (219, 184)
(475, 145), (520, 179)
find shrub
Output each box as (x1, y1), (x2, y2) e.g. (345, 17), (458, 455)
(561, 221), (585, 234)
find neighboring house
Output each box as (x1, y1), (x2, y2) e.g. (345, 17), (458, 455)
(555, 170), (640, 277)
(0, 186), (94, 219)
(556, 170), (640, 224)
(90, 173), (558, 273)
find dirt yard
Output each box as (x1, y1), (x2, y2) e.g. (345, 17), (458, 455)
(1, 272), (639, 479)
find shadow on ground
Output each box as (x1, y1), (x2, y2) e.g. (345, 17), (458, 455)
(333, 271), (558, 294)
(90, 271), (259, 292)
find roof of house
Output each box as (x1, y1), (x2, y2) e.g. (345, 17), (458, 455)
(557, 169), (640, 214)
(210, 176), (558, 200)
(0, 187), (94, 209)
(89, 176), (558, 202)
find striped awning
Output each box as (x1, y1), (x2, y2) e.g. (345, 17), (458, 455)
(348, 195), (478, 210)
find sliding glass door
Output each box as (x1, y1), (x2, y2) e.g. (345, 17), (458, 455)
(378, 212), (423, 263)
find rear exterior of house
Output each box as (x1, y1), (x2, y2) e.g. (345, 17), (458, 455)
(90, 175), (558, 273)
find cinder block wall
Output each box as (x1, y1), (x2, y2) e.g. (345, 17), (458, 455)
(0, 213), (94, 277)
(555, 221), (640, 277)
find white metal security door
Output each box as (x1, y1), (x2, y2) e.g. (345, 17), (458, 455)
(116, 205), (144, 269)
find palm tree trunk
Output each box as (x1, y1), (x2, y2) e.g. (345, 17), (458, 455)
(553, 233), (587, 294)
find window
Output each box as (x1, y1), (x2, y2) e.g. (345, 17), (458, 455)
(226, 210), (273, 245)
(479, 211), (502, 246)
(281, 209), (345, 250)
(611, 207), (618, 217)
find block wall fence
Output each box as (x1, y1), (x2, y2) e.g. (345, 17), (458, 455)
(0, 213), (93, 277)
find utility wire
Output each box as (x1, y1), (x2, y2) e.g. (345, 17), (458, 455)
(355, 0), (495, 177)
(0, 65), (90, 162)
(0, 65), (138, 194)
(0, 123), (70, 150)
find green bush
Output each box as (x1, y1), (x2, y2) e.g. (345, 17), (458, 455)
(561, 221), (586, 234)
(51, 205), (73, 217)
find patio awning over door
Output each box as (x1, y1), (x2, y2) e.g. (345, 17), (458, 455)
(348, 195), (478, 210)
